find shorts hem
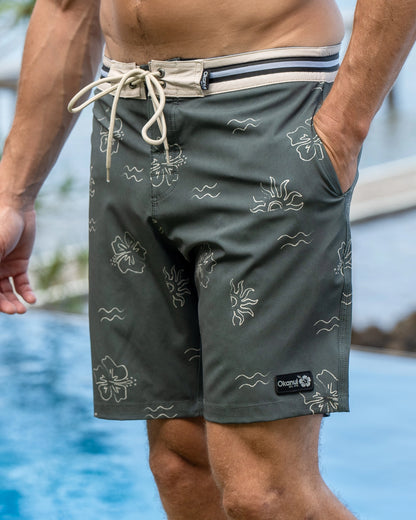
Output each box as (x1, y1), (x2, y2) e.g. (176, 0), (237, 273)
(94, 400), (204, 421)
(203, 400), (349, 424)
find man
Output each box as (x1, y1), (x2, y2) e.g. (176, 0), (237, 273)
(0, 1), (415, 518)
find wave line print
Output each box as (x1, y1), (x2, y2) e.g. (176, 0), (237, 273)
(238, 380), (270, 389)
(316, 324), (340, 334)
(341, 292), (352, 306)
(192, 183), (221, 200)
(89, 218), (97, 232)
(227, 118), (261, 134)
(144, 405), (174, 413)
(122, 165), (144, 182)
(145, 413), (179, 419)
(98, 307), (126, 322)
(235, 371), (271, 390)
(314, 316), (340, 335)
(277, 232), (312, 250)
(235, 372), (270, 381)
(314, 317), (340, 326)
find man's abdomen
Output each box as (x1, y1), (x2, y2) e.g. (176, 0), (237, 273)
(101, 0), (344, 63)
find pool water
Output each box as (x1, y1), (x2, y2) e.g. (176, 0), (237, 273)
(0, 311), (415, 519)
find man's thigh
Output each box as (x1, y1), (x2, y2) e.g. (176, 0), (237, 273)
(206, 415), (323, 486)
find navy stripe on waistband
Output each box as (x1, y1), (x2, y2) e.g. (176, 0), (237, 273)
(201, 53), (339, 89)
(100, 63), (110, 78)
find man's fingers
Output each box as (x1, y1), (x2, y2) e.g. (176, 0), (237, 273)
(0, 277), (29, 314)
(13, 272), (37, 304)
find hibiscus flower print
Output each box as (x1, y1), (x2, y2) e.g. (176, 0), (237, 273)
(93, 356), (136, 403)
(195, 244), (217, 288)
(300, 369), (339, 414)
(334, 240), (352, 277)
(99, 116), (124, 155)
(110, 231), (147, 274)
(286, 117), (324, 162)
(150, 144), (187, 188)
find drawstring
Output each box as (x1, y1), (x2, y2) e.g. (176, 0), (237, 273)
(68, 66), (169, 182)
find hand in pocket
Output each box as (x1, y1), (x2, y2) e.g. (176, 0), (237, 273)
(313, 108), (361, 194)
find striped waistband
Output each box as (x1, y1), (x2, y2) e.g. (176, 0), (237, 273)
(100, 44), (340, 98)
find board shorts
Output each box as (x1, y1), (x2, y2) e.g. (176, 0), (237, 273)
(85, 44), (358, 422)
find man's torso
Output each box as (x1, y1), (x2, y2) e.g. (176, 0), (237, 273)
(100, 0), (344, 63)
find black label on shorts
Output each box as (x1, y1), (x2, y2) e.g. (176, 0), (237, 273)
(200, 70), (210, 90)
(275, 371), (314, 395)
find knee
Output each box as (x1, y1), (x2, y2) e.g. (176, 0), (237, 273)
(222, 484), (319, 520)
(149, 448), (194, 492)
(222, 486), (281, 520)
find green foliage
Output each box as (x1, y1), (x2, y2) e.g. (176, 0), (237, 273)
(36, 250), (66, 290)
(0, 0), (36, 23)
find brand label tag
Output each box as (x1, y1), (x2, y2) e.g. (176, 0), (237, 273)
(275, 371), (314, 395)
(200, 70), (210, 90)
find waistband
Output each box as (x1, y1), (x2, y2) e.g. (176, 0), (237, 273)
(68, 45), (340, 182)
(100, 44), (340, 98)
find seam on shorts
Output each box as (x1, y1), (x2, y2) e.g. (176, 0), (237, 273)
(204, 399), (350, 416)
(337, 196), (353, 412)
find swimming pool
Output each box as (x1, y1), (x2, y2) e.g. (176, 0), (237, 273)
(0, 311), (415, 519)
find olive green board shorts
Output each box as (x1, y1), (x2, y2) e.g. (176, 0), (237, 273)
(88, 45), (358, 422)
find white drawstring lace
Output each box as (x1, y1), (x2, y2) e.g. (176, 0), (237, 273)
(68, 66), (169, 182)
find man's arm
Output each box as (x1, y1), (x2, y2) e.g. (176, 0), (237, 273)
(314, 0), (416, 192)
(0, 0), (102, 314)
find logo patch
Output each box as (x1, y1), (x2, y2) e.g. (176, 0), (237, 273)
(275, 371), (314, 395)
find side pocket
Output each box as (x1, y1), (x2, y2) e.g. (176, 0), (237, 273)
(311, 83), (344, 197)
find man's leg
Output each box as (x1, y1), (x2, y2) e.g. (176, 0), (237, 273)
(206, 415), (357, 520)
(147, 417), (226, 520)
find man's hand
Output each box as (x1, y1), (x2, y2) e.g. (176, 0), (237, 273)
(313, 106), (362, 194)
(0, 205), (37, 314)
(312, 0), (416, 195)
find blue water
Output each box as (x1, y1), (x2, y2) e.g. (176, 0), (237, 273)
(0, 311), (415, 519)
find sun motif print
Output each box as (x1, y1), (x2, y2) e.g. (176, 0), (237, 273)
(250, 177), (304, 213)
(195, 244), (217, 288)
(300, 369), (339, 414)
(93, 355), (136, 403)
(110, 231), (147, 274)
(230, 279), (259, 327)
(99, 116), (124, 155)
(150, 144), (187, 188)
(286, 117), (325, 162)
(334, 240), (352, 277)
(163, 265), (192, 308)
